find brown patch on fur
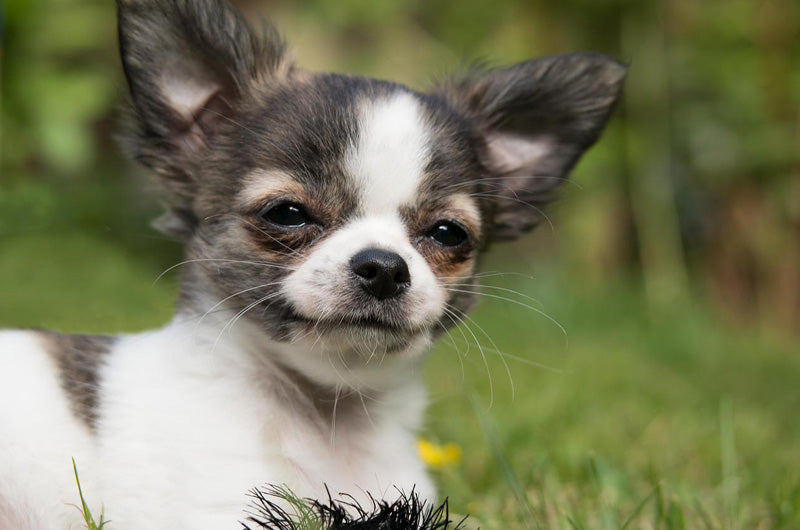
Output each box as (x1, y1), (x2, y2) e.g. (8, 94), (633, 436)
(39, 332), (116, 432)
(241, 215), (324, 256)
(402, 193), (480, 281)
(416, 238), (476, 280)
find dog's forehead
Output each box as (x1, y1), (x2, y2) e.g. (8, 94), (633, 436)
(347, 91), (430, 214)
(232, 75), (479, 216)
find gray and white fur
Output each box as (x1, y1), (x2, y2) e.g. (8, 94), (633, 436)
(0, 0), (625, 528)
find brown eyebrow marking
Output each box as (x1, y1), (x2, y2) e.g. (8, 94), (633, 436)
(437, 193), (482, 239)
(401, 192), (482, 240)
(238, 170), (305, 211)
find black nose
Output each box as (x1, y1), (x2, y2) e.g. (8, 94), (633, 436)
(349, 248), (411, 300)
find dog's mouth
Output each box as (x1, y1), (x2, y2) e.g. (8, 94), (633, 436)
(286, 310), (424, 335)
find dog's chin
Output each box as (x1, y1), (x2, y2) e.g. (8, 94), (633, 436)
(265, 310), (435, 389)
(285, 311), (430, 355)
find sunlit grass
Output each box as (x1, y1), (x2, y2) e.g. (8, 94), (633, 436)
(423, 253), (800, 529)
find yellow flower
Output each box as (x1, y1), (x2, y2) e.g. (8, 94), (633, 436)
(417, 438), (462, 469)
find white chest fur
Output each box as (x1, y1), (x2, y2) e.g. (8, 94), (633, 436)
(0, 322), (433, 529)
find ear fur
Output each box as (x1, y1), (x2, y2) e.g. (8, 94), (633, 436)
(438, 53), (626, 241)
(117, 0), (289, 234)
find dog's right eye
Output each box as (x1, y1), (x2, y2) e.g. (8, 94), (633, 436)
(259, 202), (312, 227)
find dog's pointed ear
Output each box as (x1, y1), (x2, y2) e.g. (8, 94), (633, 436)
(117, 0), (288, 221)
(118, 0), (287, 141)
(438, 53), (626, 241)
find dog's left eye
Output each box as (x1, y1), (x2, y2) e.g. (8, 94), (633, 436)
(259, 202), (311, 227)
(427, 221), (469, 247)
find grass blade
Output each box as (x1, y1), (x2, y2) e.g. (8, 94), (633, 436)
(470, 393), (539, 529)
(72, 458), (108, 530)
(621, 483), (659, 530)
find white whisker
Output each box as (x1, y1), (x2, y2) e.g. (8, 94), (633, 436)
(196, 282), (284, 327)
(211, 292), (282, 353)
(435, 315), (467, 381)
(443, 306), (494, 408)
(444, 287), (568, 343)
(442, 283), (544, 309)
(482, 346), (571, 374)
(153, 258), (296, 284)
(447, 305), (515, 401)
(470, 192), (556, 234)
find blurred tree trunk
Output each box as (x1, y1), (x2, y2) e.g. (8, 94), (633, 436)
(621, 4), (690, 308)
(704, 0), (800, 331)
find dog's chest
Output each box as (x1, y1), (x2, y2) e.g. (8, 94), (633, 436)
(91, 330), (425, 528)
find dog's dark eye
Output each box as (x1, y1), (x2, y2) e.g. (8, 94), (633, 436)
(427, 221), (469, 247)
(260, 202), (311, 227)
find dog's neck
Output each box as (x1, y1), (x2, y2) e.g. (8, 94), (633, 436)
(167, 276), (427, 435)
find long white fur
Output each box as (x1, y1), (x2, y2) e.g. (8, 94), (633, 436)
(0, 95), (440, 528)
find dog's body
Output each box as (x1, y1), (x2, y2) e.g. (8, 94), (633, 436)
(0, 1), (624, 528)
(0, 323), (429, 528)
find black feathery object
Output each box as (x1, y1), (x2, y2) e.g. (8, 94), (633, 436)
(240, 486), (469, 530)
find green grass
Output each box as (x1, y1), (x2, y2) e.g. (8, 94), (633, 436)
(1, 181), (798, 529)
(72, 459), (109, 530)
(422, 255), (800, 529)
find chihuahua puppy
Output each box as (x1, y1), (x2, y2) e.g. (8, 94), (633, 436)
(0, 0), (624, 528)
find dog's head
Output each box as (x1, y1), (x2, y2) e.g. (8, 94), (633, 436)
(117, 0), (625, 386)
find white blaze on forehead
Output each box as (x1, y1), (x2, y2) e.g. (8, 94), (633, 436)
(347, 92), (431, 215)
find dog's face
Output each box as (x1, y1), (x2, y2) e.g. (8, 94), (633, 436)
(117, 0), (624, 382)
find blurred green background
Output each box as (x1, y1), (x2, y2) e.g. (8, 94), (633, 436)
(1, 0), (798, 528)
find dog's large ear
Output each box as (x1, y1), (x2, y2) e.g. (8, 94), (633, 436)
(117, 0), (288, 230)
(439, 53), (626, 241)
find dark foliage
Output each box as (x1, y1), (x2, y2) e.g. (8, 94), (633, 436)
(241, 487), (469, 530)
